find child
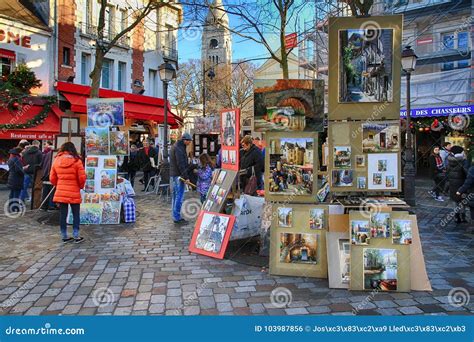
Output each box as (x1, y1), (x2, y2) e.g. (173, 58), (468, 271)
(196, 153), (213, 203)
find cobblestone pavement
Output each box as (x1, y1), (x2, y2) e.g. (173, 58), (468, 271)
(0, 179), (472, 316)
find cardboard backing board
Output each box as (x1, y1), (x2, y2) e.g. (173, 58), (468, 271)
(265, 132), (319, 203)
(202, 169), (238, 213)
(269, 204), (328, 278)
(349, 210), (411, 292)
(409, 214), (432, 291)
(327, 232), (351, 289)
(329, 214), (349, 233)
(328, 121), (401, 193)
(327, 15), (403, 120)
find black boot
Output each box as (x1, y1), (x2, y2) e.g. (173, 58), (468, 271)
(460, 213), (468, 223)
(454, 213), (462, 224)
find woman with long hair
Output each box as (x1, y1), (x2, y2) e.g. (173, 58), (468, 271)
(196, 153), (214, 203)
(50, 142), (86, 243)
(428, 146), (446, 202)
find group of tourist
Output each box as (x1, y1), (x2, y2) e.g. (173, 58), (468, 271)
(429, 142), (474, 224)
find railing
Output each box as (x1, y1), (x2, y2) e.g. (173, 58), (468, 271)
(79, 22), (130, 48)
(161, 46), (178, 62)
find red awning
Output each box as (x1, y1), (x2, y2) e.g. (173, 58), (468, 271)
(0, 98), (61, 140)
(0, 48), (15, 60)
(56, 82), (183, 128)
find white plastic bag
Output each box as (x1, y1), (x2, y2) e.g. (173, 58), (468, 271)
(230, 194), (264, 241)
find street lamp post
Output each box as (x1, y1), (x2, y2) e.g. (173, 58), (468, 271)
(158, 62), (177, 180)
(401, 46), (418, 207)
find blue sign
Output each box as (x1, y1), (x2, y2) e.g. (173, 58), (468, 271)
(400, 105), (474, 118)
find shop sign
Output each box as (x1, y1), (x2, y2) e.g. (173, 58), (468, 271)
(0, 27), (32, 48)
(0, 131), (54, 140)
(400, 105), (474, 118)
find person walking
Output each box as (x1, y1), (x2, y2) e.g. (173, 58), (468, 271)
(39, 141), (56, 211)
(138, 140), (158, 191)
(457, 165), (474, 225)
(195, 153), (213, 203)
(440, 142), (452, 167)
(6, 147), (28, 213)
(50, 142), (86, 243)
(239, 135), (264, 193)
(447, 146), (469, 223)
(428, 146), (446, 202)
(122, 144), (140, 187)
(170, 133), (192, 223)
(20, 140), (42, 202)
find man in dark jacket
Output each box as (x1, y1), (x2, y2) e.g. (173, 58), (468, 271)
(457, 165), (474, 225)
(240, 135), (264, 192)
(122, 144), (140, 187)
(138, 140), (158, 191)
(170, 132), (192, 223)
(447, 146), (469, 223)
(39, 141), (56, 211)
(20, 140), (42, 202)
(7, 147), (26, 212)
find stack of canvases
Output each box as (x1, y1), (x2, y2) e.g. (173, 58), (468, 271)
(188, 109), (240, 259)
(69, 98), (130, 225)
(324, 15), (431, 292)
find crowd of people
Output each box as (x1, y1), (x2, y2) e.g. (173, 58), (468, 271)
(429, 142), (474, 224)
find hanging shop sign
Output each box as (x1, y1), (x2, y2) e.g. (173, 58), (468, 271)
(400, 105), (474, 118)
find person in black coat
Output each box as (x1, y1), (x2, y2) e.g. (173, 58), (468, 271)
(428, 146), (446, 202)
(138, 140), (158, 191)
(239, 135), (264, 193)
(122, 144), (140, 187)
(20, 140), (42, 202)
(7, 148), (27, 213)
(457, 165), (474, 223)
(446, 146), (469, 223)
(170, 133), (193, 223)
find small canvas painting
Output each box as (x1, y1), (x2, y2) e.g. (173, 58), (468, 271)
(104, 157), (117, 169)
(357, 177), (366, 189)
(363, 248), (398, 291)
(362, 122), (400, 152)
(339, 239), (351, 284)
(86, 168), (95, 180)
(194, 212), (231, 254)
(87, 98), (124, 127)
(101, 201), (121, 224)
(280, 233), (318, 264)
(216, 170), (227, 185)
(332, 170), (353, 187)
(309, 208), (325, 229)
(392, 219), (412, 245)
(86, 157), (99, 167)
(334, 146), (351, 168)
(351, 220), (370, 245)
(85, 127), (109, 155)
(356, 155), (365, 168)
(100, 170), (116, 189)
(84, 193), (100, 204)
(109, 131), (129, 156)
(277, 207), (293, 227)
(85, 180), (95, 193)
(370, 213), (391, 238)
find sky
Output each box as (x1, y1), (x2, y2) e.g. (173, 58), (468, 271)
(177, 0), (316, 67)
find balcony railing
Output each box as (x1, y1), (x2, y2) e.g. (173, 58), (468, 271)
(80, 22), (130, 48)
(162, 46), (178, 62)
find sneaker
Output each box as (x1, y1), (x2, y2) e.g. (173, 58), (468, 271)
(435, 196), (444, 202)
(174, 219), (187, 225)
(428, 191), (436, 198)
(74, 237), (85, 244)
(62, 237), (74, 244)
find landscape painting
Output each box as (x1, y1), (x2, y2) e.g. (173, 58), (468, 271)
(280, 233), (318, 264)
(363, 248), (398, 291)
(392, 219), (412, 244)
(362, 122), (400, 152)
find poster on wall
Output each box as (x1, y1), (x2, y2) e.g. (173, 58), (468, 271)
(362, 122), (400, 152)
(367, 153), (399, 190)
(109, 131), (129, 155)
(85, 127), (109, 155)
(254, 79), (324, 132)
(220, 108), (240, 171)
(189, 211), (236, 259)
(339, 29), (394, 103)
(87, 98), (125, 127)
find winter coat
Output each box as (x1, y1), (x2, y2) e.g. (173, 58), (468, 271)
(447, 154), (468, 202)
(197, 164), (213, 196)
(138, 147), (158, 172)
(458, 166), (474, 207)
(170, 140), (190, 179)
(7, 156), (25, 190)
(122, 151), (140, 173)
(22, 146), (42, 175)
(240, 144), (264, 188)
(50, 152), (86, 204)
(40, 148), (53, 181)
(429, 154), (445, 178)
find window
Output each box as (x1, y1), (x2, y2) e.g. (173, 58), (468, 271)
(118, 61), (126, 91)
(101, 58), (113, 89)
(81, 53), (91, 85)
(210, 39), (218, 49)
(62, 47), (71, 66)
(120, 9), (127, 32)
(441, 33), (454, 70)
(163, 24), (174, 50)
(0, 57), (13, 79)
(148, 69), (157, 97)
(104, 5), (114, 40)
(86, 0), (93, 30)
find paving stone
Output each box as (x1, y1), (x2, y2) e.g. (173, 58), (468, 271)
(399, 306), (424, 315)
(149, 304), (165, 314)
(374, 300), (398, 308)
(395, 299), (419, 307)
(165, 296), (183, 309)
(199, 296), (216, 310)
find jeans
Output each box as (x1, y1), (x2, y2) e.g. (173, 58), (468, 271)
(20, 174), (32, 201)
(41, 183), (55, 210)
(59, 203), (80, 239)
(432, 174), (446, 197)
(171, 176), (185, 222)
(128, 170), (137, 188)
(200, 193), (206, 203)
(8, 189), (21, 212)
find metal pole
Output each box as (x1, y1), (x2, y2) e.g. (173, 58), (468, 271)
(163, 81), (169, 160)
(403, 71), (416, 206)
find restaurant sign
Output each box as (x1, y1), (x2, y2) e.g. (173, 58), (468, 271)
(400, 105), (474, 118)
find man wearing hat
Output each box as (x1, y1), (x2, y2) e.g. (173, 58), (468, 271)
(170, 132), (192, 224)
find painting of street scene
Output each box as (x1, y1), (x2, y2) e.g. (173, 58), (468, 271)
(339, 239), (351, 284)
(194, 213), (230, 254)
(334, 146), (351, 168)
(309, 208), (325, 229)
(268, 138), (314, 195)
(85, 127), (109, 155)
(221, 110), (236, 147)
(254, 79), (324, 132)
(370, 212), (391, 238)
(362, 122), (400, 152)
(332, 170), (353, 187)
(392, 219), (412, 244)
(109, 131), (129, 156)
(280, 233), (318, 264)
(339, 29), (394, 103)
(277, 207), (293, 227)
(101, 201), (121, 224)
(363, 248), (398, 291)
(351, 220), (370, 245)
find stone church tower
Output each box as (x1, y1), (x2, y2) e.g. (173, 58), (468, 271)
(201, 0), (232, 115)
